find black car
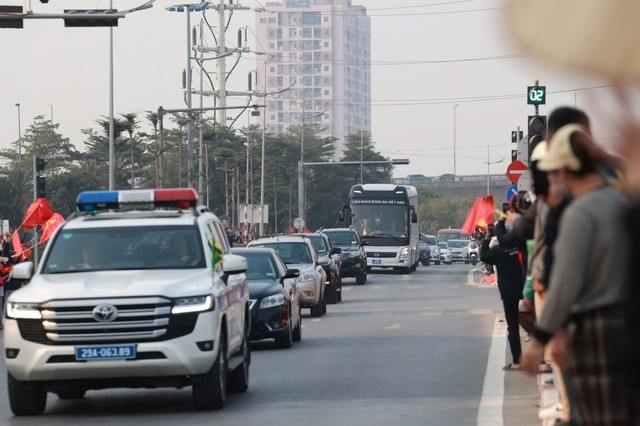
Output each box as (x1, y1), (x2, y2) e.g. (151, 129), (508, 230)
(292, 233), (343, 304)
(320, 227), (367, 285)
(232, 247), (302, 349)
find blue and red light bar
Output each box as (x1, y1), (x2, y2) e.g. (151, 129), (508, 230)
(76, 188), (198, 212)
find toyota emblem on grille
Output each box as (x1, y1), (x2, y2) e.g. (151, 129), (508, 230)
(92, 304), (118, 322)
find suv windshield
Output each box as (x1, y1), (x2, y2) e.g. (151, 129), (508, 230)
(307, 236), (327, 254)
(427, 236), (437, 245)
(323, 231), (358, 247)
(43, 225), (205, 273)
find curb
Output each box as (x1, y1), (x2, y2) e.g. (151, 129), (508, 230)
(537, 371), (560, 425)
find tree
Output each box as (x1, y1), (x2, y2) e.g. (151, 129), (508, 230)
(418, 195), (474, 234)
(0, 115), (81, 225)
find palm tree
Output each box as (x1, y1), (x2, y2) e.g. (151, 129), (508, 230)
(121, 112), (139, 189)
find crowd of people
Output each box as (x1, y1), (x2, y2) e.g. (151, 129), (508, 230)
(477, 106), (640, 425)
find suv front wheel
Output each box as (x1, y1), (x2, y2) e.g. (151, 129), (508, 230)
(193, 332), (227, 410)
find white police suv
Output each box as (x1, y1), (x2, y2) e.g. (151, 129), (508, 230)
(4, 189), (251, 415)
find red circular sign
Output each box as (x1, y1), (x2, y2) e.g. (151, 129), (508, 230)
(506, 160), (528, 184)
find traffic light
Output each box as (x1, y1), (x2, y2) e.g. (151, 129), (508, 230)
(511, 130), (523, 144)
(528, 115), (546, 165)
(64, 9), (119, 27)
(36, 158), (46, 173)
(35, 157), (47, 199)
(0, 5), (23, 28)
(36, 176), (46, 199)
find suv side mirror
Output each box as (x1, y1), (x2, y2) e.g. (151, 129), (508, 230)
(411, 211), (418, 223)
(361, 240), (368, 246)
(330, 247), (342, 255)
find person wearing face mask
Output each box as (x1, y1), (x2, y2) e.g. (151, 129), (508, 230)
(521, 124), (631, 425)
(528, 107), (592, 424)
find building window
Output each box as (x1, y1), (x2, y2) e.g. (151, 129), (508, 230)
(268, 17), (276, 24)
(302, 28), (312, 38)
(302, 12), (320, 25)
(324, 90), (329, 95)
(259, 18), (266, 24)
(324, 41), (329, 47)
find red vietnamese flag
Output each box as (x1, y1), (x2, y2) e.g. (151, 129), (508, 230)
(39, 213), (65, 244)
(461, 195), (495, 235)
(20, 198), (54, 229)
(11, 230), (32, 261)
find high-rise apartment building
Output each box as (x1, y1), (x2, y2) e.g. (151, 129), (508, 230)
(255, 0), (371, 157)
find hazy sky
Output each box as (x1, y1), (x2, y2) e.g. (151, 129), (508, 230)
(0, 0), (632, 179)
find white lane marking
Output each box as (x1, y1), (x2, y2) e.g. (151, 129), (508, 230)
(471, 309), (494, 315)
(477, 314), (506, 426)
(311, 319), (321, 322)
(420, 311), (443, 316)
(384, 323), (402, 329)
(468, 268), (477, 285)
(405, 285), (421, 289)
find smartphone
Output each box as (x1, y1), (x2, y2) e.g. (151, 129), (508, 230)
(502, 202), (510, 213)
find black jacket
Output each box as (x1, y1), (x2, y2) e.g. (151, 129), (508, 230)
(480, 239), (524, 300)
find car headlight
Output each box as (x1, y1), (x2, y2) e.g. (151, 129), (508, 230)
(348, 251), (360, 259)
(399, 247), (409, 259)
(6, 302), (42, 319)
(172, 295), (214, 314)
(296, 272), (316, 283)
(260, 294), (286, 309)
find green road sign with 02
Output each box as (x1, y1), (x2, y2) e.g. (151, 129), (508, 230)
(527, 86), (546, 105)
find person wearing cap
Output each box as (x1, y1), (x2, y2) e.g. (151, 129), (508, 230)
(521, 123), (631, 425)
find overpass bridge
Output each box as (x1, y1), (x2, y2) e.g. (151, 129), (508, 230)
(391, 174), (516, 201)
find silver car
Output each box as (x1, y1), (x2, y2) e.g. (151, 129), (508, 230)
(447, 239), (469, 263)
(426, 234), (441, 265)
(438, 242), (452, 265)
(248, 236), (327, 317)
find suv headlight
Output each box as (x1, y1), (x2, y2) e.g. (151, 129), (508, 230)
(6, 302), (42, 319)
(399, 247), (409, 259)
(260, 294), (285, 309)
(348, 251), (361, 259)
(172, 295), (214, 314)
(296, 272), (316, 283)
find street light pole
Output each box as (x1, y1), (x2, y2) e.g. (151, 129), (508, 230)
(15, 103), (21, 161)
(108, 0), (114, 190)
(245, 113), (250, 243)
(484, 144), (504, 196)
(185, 7), (193, 189)
(260, 70), (266, 236)
(298, 102), (305, 226)
(453, 103), (459, 177)
(198, 20), (205, 204)
(360, 129), (364, 184)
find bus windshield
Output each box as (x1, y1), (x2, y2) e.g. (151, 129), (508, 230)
(351, 204), (407, 239)
(437, 229), (469, 243)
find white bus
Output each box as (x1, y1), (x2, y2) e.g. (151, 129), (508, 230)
(341, 184), (419, 274)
